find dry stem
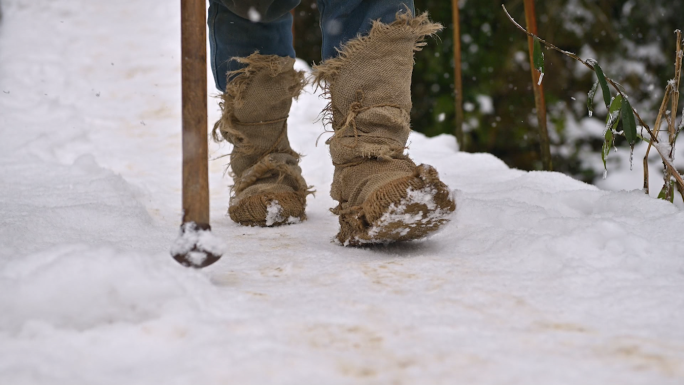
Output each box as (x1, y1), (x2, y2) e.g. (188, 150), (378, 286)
(452, 0), (465, 150)
(524, 0), (552, 171)
(670, 30), (682, 146)
(657, 30), (682, 201)
(663, 30), (683, 201)
(644, 84), (673, 194)
(642, 154), (650, 193)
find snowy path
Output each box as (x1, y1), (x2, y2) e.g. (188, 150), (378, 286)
(1, 1), (683, 384)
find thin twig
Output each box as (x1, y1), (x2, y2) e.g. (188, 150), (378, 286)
(643, 152), (650, 193)
(655, 145), (684, 189)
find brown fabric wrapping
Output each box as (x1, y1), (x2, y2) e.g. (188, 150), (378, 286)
(213, 53), (312, 226)
(313, 12), (456, 245)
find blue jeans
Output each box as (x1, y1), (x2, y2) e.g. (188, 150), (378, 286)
(208, 0), (415, 91)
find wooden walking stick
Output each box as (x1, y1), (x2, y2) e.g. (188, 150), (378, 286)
(172, 0), (222, 268)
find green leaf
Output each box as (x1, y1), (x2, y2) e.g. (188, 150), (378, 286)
(602, 94), (622, 171)
(533, 38), (544, 73)
(593, 63), (611, 108)
(587, 81), (598, 116)
(607, 94), (622, 116)
(620, 97), (637, 145)
(606, 94), (622, 131)
(602, 128), (613, 171)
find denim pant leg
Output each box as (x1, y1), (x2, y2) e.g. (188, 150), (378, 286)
(208, 0), (300, 91)
(316, 0), (415, 60)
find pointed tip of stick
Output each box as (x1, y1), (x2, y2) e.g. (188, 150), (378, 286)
(172, 250), (222, 269)
(171, 222), (223, 268)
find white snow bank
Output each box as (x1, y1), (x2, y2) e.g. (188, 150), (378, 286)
(0, 245), (216, 332)
(0, 154), (166, 261)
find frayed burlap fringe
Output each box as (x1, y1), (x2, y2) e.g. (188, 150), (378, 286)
(313, 11), (442, 84)
(312, 11), (442, 130)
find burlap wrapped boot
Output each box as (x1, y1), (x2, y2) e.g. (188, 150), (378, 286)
(313, 12), (456, 245)
(213, 54), (312, 227)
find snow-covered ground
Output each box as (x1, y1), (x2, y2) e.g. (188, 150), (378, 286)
(1, 1), (683, 384)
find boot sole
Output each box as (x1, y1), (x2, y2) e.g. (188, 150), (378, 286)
(336, 165), (456, 246)
(229, 192), (306, 227)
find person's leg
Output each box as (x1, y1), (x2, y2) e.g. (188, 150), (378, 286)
(208, 0), (299, 91)
(317, 0), (414, 60)
(210, 0), (312, 227)
(313, 1), (456, 245)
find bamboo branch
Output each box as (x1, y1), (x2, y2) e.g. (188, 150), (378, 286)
(502, 5), (656, 141)
(502, 4), (684, 193)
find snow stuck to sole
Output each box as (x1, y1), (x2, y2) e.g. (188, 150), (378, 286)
(265, 200), (284, 227)
(264, 200), (302, 226)
(367, 186), (455, 241)
(229, 192), (307, 227)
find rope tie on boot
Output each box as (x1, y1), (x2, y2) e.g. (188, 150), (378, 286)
(239, 116), (289, 126)
(331, 149), (409, 169)
(332, 90), (403, 149)
(220, 117), (299, 160)
(218, 115), (289, 144)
